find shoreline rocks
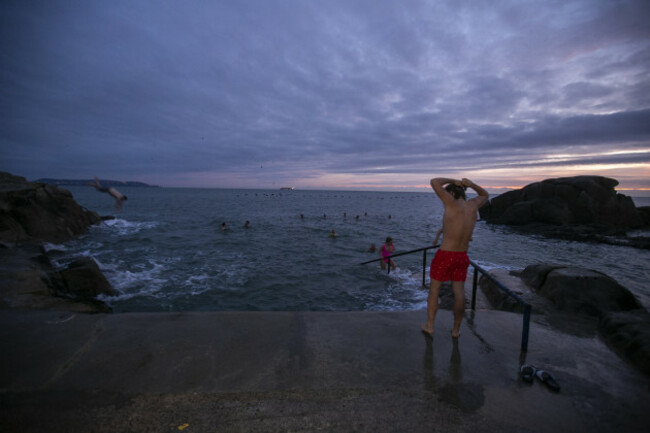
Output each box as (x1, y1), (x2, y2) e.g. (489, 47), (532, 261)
(479, 264), (650, 376)
(0, 242), (114, 313)
(0, 171), (115, 312)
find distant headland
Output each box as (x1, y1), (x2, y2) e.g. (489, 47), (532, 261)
(35, 178), (158, 187)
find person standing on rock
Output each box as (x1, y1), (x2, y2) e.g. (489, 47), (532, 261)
(89, 177), (128, 212)
(422, 178), (489, 338)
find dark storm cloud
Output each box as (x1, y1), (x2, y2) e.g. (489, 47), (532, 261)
(1, 0), (649, 188)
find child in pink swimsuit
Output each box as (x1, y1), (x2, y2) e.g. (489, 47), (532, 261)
(379, 237), (396, 271)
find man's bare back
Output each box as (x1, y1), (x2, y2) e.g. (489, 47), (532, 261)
(433, 178), (488, 252)
(439, 197), (480, 252)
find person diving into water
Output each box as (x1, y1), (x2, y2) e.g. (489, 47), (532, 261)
(89, 176), (128, 212)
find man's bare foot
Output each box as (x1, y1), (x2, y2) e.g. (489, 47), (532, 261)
(451, 330), (461, 338)
(421, 324), (434, 336)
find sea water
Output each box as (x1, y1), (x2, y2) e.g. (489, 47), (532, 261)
(47, 187), (650, 312)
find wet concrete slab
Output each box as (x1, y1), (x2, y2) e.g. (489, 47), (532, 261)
(1, 309), (648, 432)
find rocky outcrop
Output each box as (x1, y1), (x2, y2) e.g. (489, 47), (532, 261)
(0, 172), (114, 312)
(0, 171), (101, 244)
(478, 177), (648, 248)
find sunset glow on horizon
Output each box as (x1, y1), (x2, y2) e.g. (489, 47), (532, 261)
(2, 1), (649, 191)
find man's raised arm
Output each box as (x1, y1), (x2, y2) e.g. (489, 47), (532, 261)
(430, 177), (461, 202)
(461, 178), (489, 207)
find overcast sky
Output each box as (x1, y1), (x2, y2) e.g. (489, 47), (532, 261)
(1, 0), (649, 192)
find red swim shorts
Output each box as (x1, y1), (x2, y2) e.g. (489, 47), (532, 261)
(430, 249), (470, 282)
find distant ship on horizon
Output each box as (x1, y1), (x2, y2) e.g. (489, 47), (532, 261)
(280, 187), (294, 190)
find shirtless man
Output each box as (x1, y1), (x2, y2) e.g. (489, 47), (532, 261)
(422, 177), (489, 338)
(89, 176), (128, 212)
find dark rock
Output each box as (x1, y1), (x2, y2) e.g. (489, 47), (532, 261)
(478, 268), (552, 314)
(520, 264), (563, 290)
(0, 242), (112, 313)
(490, 264), (642, 317)
(480, 176), (644, 230)
(598, 310), (650, 376)
(0, 171), (101, 243)
(638, 206), (650, 226)
(534, 267), (642, 317)
(57, 257), (118, 301)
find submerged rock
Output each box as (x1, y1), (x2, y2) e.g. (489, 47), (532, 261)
(55, 257), (118, 301)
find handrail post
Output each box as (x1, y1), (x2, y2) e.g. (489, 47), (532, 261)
(521, 304), (531, 353)
(471, 265), (478, 310)
(422, 249), (427, 287)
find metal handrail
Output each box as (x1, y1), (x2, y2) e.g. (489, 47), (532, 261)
(359, 245), (531, 352)
(469, 259), (531, 352)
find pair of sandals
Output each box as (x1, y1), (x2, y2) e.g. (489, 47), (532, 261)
(520, 364), (560, 392)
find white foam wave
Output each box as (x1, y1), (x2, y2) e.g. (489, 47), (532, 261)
(95, 259), (168, 303)
(100, 218), (158, 236)
(42, 242), (67, 252)
(184, 274), (214, 295)
(366, 267), (430, 311)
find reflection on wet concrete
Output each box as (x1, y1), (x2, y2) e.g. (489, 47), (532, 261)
(422, 335), (485, 413)
(464, 311), (496, 354)
(422, 334), (435, 392)
(539, 311), (598, 338)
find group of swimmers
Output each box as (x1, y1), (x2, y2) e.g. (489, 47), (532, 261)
(219, 217), (397, 275)
(304, 212), (392, 220)
(91, 173), (491, 340)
